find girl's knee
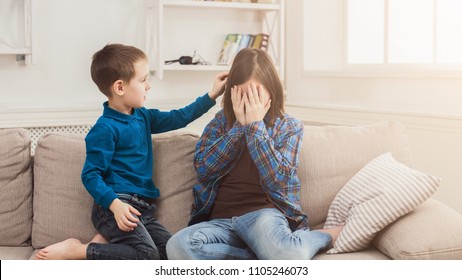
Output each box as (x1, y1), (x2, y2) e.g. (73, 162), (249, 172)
(166, 230), (192, 260)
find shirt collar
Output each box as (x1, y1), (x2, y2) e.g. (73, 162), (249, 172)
(102, 101), (143, 123)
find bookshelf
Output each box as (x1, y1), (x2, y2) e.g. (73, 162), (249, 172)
(145, 0), (285, 80)
(0, 0), (35, 65)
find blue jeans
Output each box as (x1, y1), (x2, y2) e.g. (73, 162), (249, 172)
(166, 208), (331, 260)
(87, 194), (172, 260)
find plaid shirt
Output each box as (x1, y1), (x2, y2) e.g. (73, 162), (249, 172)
(189, 110), (308, 231)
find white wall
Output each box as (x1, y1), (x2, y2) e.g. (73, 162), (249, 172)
(286, 0), (462, 214)
(0, 0), (213, 127)
(1, 0), (144, 108)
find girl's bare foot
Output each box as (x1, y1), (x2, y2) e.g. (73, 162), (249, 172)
(318, 225), (345, 246)
(34, 238), (87, 260)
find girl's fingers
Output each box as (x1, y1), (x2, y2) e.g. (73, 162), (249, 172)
(243, 91), (250, 107)
(231, 86), (236, 103)
(247, 84), (257, 106)
(238, 87), (245, 108)
(259, 85), (269, 104)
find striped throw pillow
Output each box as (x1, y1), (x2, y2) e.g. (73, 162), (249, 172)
(324, 152), (440, 254)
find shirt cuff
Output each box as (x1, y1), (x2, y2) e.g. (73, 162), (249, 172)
(200, 92), (216, 108)
(228, 121), (245, 138)
(245, 120), (266, 139)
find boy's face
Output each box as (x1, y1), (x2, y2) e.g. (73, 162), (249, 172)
(122, 59), (151, 110)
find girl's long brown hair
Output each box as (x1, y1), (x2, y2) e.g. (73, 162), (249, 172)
(223, 48), (285, 129)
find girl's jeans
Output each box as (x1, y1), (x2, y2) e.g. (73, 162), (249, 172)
(166, 208), (331, 260)
(87, 193), (172, 260)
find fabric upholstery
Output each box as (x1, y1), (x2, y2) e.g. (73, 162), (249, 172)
(313, 247), (389, 260)
(32, 133), (96, 248)
(298, 121), (412, 227)
(0, 128), (33, 246)
(152, 130), (200, 234)
(0, 246), (34, 260)
(373, 199), (462, 259)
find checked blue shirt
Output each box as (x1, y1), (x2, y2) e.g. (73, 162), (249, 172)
(189, 110), (308, 231)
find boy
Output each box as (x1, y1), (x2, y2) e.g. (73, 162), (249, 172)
(35, 43), (227, 260)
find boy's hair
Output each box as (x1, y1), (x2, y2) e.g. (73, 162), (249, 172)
(223, 48), (285, 128)
(90, 43), (147, 97)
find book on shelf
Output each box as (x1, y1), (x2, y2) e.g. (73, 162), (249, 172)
(217, 33), (270, 65)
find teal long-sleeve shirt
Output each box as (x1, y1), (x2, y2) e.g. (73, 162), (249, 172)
(81, 93), (215, 209)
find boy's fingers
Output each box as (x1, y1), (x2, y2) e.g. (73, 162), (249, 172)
(217, 71), (229, 80)
(127, 214), (139, 223)
(129, 205), (141, 216)
(123, 216), (138, 229)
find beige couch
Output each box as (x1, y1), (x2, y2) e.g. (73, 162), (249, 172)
(1, 121), (462, 260)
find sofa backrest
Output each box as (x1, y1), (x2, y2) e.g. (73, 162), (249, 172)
(0, 128), (33, 247)
(32, 133), (96, 249)
(298, 121), (412, 227)
(151, 130), (200, 233)
(24, 121), (412, 248)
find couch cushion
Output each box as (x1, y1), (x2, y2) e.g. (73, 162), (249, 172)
(32, 133), (97, 248)
(299, 121), (412, 227)
(313, 247), (390, 260)
(0, 246), (34, 260)
(0, 128), (33, 247)
(152, 130), (200, 234)
(373, 199), (462, 259)
(324, 152), (440, 254)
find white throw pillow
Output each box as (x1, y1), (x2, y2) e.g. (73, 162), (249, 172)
(324, 152), (440, 254)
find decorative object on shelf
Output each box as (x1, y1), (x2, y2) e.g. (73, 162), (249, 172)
(165, 56), (199, 65)
(165, 51), (212, 65)
(192, 51), (212, 65)
(217, 33), (269, 65)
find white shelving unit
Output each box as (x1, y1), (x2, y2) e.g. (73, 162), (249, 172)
(145, 0), (284, 80)
(0, 0), (34, 65)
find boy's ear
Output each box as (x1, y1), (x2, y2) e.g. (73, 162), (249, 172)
(113, 80), (125, 96)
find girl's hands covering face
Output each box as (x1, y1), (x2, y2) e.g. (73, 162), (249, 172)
(231, 86), (246, 125)
(243, 83), (271, 124)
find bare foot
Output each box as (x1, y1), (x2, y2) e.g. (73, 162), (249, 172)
(318, 225), (345, 245)
(90, 233), (108, 244)
(33, 238), (87, 260)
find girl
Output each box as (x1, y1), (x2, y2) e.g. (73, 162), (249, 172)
(166, 48), (343, 260)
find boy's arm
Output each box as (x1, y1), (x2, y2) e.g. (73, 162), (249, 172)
(149, 72), (227, 134)
(81, 124), (142, 232)
(148, 93), (215, 134)
(81, 124), (118, 209)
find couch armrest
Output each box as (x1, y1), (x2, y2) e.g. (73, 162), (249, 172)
(373, 199), (462, 259)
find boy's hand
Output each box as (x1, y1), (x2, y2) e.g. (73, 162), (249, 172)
(244, 84), (271, 124)
(208, 72), (229, 100)
(109, 198), (141, 232)
(231, 86), (246, 126)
